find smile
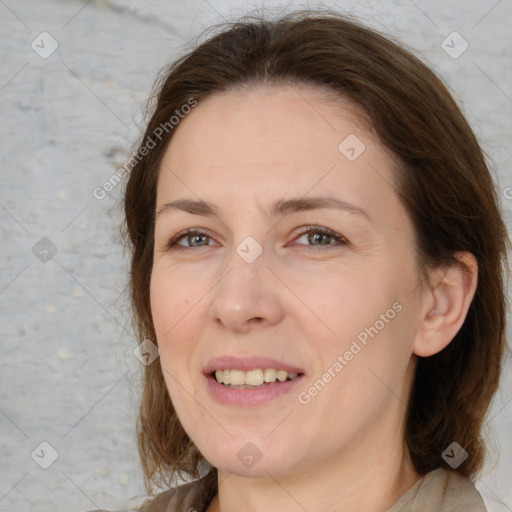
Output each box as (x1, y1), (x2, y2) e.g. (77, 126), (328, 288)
(214, 368), (300, 387)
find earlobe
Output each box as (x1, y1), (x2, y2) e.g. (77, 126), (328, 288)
(413, 252), (478, 357)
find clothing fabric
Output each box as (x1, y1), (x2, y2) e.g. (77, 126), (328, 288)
(387, 467), (487, 511)
(88, 466), (487, 511)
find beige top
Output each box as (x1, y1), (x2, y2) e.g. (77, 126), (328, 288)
(90, 467), (487, 511)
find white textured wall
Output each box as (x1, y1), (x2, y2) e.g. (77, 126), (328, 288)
(0, 1), (511, 511)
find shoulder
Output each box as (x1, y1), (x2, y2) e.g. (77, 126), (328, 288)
(424, 468), (487, 509)
(390, 467), (487, 511)
(138, 480), (197, 512)
(84, 469), (217, 512)
(139, 470), (217, 512)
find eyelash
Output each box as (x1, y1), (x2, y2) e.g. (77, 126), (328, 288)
(164, 226), (348, 252)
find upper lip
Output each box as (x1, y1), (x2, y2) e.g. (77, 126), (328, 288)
(203, 355), (305, 375)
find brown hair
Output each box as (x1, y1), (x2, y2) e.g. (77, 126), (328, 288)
(122, 9), (509, 492)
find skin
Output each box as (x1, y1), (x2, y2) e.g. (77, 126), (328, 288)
(150, 84), (478, 512)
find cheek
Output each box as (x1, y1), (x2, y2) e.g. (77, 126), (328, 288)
(149, 269), (199, 379)
(150, 266), (196, 336)
(298, 304), (413, 438)
(297, 263), (412, 386)
(294, 263), (391, 343)
(150, 281), (203, 419)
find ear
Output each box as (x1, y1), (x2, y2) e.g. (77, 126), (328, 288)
(413, 252), (478, 357)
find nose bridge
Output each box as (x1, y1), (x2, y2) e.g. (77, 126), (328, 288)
(209, 237), (284, 331)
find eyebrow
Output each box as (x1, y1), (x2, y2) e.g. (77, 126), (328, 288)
(156, 196), (370, 221)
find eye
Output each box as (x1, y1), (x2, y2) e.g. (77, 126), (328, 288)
(164, 226), (348, 252)
(165, 228), (216, 250)
(294, 226), (348, 249)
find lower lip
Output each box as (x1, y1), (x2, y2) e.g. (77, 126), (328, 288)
(205, 374), (304, 406)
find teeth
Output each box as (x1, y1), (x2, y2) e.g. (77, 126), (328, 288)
(263, 368), (277, 383)
(230, 370), (245, 386)
(276, 370), (287, 382)
(246, 369), (264, 386)
(214, 368), (300, 386)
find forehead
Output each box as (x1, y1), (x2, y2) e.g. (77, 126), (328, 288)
(165, 84), (371, 166)
(156, 84), (399, 216)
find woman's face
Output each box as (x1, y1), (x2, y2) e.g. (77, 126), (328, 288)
(151, 84), (425, 478)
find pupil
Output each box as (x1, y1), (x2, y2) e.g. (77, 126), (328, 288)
(191, 235), (207, 246)
(309, 233), (329, 245)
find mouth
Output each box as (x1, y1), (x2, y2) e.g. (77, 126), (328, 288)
(211, 368), (302, 388)
(203, 356), (306, 405)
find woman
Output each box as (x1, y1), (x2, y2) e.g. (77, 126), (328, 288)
(100, 9), (509, 512)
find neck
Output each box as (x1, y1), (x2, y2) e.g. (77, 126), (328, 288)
(208, 432), (420, 512)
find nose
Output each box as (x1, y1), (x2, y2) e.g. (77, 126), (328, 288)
(208, 244), (285, 333)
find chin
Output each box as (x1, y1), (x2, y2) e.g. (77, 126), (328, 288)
(213, 455), (292, 478)
(199, 436), (301, 478)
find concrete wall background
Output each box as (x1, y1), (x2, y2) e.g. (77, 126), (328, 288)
(0, 1), (511, 510)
